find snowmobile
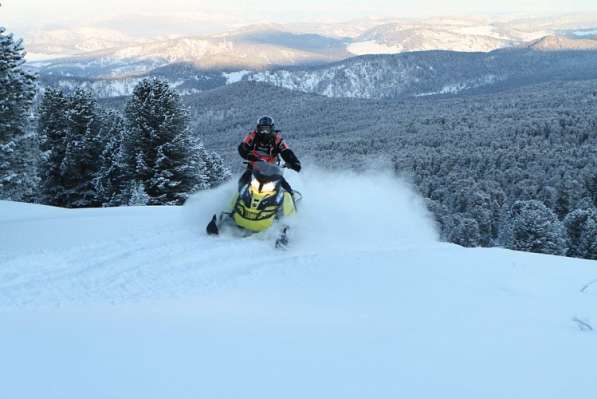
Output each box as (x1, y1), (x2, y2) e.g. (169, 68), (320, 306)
(206, 161), (301, 248)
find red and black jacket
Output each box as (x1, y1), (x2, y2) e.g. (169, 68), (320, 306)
(238, 130), (300, 169)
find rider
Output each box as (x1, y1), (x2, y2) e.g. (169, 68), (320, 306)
(238, 116), (301, 188)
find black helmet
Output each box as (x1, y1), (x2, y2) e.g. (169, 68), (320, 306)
(256, 116), (275, 136)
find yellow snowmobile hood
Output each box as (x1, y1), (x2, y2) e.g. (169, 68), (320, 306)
(231, 184), (296, 233)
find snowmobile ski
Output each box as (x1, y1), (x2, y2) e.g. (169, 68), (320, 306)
(206, 214), (220, 235)
(275, 226), (290, 249)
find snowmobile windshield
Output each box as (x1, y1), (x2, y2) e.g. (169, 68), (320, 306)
(253, 161), (282, 183)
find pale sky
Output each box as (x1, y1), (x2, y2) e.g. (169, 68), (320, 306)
(2, 0), (597, 34)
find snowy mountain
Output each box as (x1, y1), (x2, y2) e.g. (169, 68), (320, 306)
(24, 27), (148, 61)
(92, 31), (348, 71)
(338, 15), (597, 55)
(248, 49), (597, 99)
(1, 171), (596, 398)
(24, 14), (597, 98)
(348, 20), (517, 55)
(528, 35), (597, 50)
(25, 14), (597, 62)
(29, 28), (349, 74)
(33, 46), (597, 100)
(285, 18), (398, 39)
(26, 27), (351, 97)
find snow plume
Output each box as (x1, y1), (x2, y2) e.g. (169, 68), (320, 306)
(182, 179), (238, 229)
(184, 167), (438, 251)
(289, 167), (438, 251)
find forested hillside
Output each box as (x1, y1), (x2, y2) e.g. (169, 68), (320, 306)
(249, 49), (597, 99)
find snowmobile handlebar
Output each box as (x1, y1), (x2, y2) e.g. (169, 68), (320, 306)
(242, 160), (292, 169)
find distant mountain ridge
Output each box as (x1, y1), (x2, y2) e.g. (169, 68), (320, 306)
(33, 47), (597, 100)
(27, 28), (350, 73)
(25, 14), (597, 61)
(24, 18), (597, 102)
(528, 35), (597, 50)
(24, 15), (597, 100)
(347, 20), (523, 55)
(25, 14), (597, 68)
(24, 27), (149, 60)
(247, 48), (597, 99)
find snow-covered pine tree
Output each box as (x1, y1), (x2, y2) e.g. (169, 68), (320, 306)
(199, 145), (231, 188)
(584, 171), (597, 207)
(128, 181), (150, 206)
(507, 200), (567, 255)
(554, 174), (584, 219)
(0, 27), (38, 201)
(38, 88), (70, 206)
(575, 197), (595, 211)
(447, 214), (481, 248)
(563, 208), (597, 260)
(93, 110), (130, 206)
(124, 78), (211, 205)
(465, 190), (494, 247)
(423, 198), (449, 238)
(443, 180), (504, 247)
(59, 89), (104, 207)
(184, 134), (210, 193)
(577, 217), (597, 260)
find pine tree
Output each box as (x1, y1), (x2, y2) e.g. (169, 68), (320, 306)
(554, 175), (584, 219)
(444, 180), (504, 247)
(575, 197), (594, 211)
(185, 136), (210, 192)
(507, 200), (567, 255)
(583, 172), (597, 208)
(466, 190), (494, 247)
(59, 89), (104, 207)
(423, 198), (449, 237)
(93, 110), (130, 206)
(447, 214), (480, 248)
(124, 78), (211, 205)
(577, 217), (597, 260)
(128, 181), (150, 206)
(199, 145), (231, 188)
(0, 27), (38, 200)
(38, 88), (70, 206)
(563, 208), (597, 259)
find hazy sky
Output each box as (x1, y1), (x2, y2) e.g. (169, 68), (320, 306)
(2, 0), (597, 33)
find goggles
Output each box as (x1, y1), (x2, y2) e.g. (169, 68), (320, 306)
(257, 125), (273, 135)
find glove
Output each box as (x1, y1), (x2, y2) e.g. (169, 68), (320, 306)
(289, 162), (301, 172)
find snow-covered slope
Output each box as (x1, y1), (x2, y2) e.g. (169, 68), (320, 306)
(25, 27), (148, 61)
(1, 170), (596, 398)
(348, 22), (516, 55)
(346, 14), (597, 56)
